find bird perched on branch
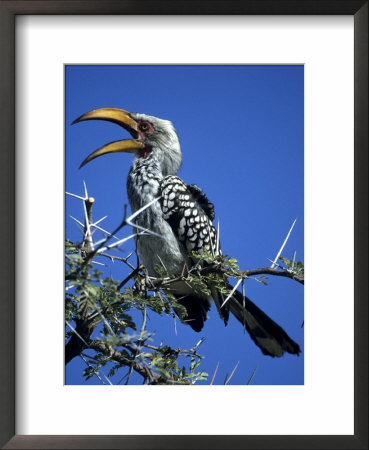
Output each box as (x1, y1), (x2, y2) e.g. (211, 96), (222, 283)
(74, 107), (301, 357)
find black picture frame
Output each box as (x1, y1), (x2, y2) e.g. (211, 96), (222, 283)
(0, 1), (367, 449)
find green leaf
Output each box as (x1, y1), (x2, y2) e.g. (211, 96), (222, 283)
(186, 275), (211, 296)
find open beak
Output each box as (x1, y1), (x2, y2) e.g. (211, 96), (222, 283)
(72, 108), (145, 168)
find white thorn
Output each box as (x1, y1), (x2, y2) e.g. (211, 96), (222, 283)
(92, 224), (120, 242)
(126, 221), (164, 239)
(66, 191), (85, 201)
(83, 180), (88, 199)
(66, 321), (89, 347)
(173, 316), (177, 336)
(93, 216), (108, 226)
(157, 255), (168, 272)
(221, 278), (242, 308)
(96, 233), (138, 253)
(267, 258), (284, 270)
(126, 196), (161, 222)
(216, 220), (220, 255)
(91, 260), (106, 266)
(101, 373), (113, 385)
(224, 361), (240, 385)
(270, 218), (297, 268)
(125, 197), (165, 239)
(194, 337), (206, 349)
(69, 215), (84, 227)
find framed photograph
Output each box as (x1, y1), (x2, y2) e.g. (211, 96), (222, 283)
(1, 1), (367, 449)
(65, 63), (304, 388)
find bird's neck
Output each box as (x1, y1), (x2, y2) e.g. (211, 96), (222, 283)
(127, 153), (164, 213)
(127, 143), (182, 215)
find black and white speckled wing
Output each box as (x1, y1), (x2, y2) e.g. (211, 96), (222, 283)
(159, 175), (219, 256)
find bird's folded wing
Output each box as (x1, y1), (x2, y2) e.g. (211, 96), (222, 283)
(160, 175), (301, 357)
(160, 175), (219, 256)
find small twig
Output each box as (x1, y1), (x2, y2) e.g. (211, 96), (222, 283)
(79, 354), (106, 385)
(90, 197), (162, 258)
(132, 263), (304, 296)
(89, 339), (160, 383)
(66, 202), (130, 280)
(180, 262), (189, 278)
(91, 205), (129, 255)
(98, 252), (136, 270)
(80, 352), (113, 386)
(117, 266), (142, 291)
(241, 267), (304, 285)
(125, 306), (148, 385)
(141, 342), (204, 360)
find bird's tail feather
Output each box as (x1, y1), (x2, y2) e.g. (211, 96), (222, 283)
(175, 294), (211, 332)
(211, 284), (301, 357)
(174, 281), (301, 357)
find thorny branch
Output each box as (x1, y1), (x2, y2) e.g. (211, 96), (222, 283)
(88, 339), (161, 383)
(65, 186), (303, 384)
(240, 267), (304, 285)
(147, 262), (304, 289)
(66, 190), (208, 384)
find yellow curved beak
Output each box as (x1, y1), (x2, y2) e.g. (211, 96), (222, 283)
(73, 108), (145, 168)
(78, 139), (145, 169)
(72, 107), (138, 130)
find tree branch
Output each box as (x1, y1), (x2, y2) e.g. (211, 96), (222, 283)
(88, 339), (160, 383)
(241, 267), (304, 285)
(148, 263), (304, 288)
(65, 320), (162, 383)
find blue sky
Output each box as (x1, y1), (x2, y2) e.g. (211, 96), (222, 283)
(65, 65), (304, 385)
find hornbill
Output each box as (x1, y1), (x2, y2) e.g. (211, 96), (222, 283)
(73, 107), (301, 357)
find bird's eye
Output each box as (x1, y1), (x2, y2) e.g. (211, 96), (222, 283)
(139, 122), (149, 132)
